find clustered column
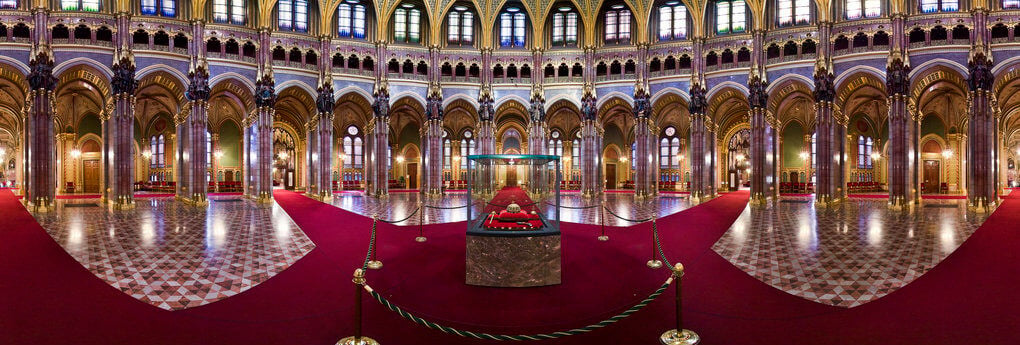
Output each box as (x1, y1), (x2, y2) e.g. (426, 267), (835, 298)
(748, 75), (774, 204)
(632, 88), (657, 197)
(366, 87), (390, 196)
(422, 89), (444, 195)
(527, 92), (547, 193)
(177, 60), (211, 205)
(886, 54), (918, 209)
(579, 90), (602, 197)
(245, 70), (275, 202)
(687, 84), (710, 202)
(967, 51), (996, 211)
(104, 51), (138, 209)
(22, 48), (58, 211)
(813, 66), (846, 206)
(307, 78), (335, 202)
(475, 90), (496, 194)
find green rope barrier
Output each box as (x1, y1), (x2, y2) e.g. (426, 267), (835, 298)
(652, 219), (674, 270)
(377, 205), (422, 224)
(361, 218), (378, 271)
(363, 276), (674, 341)
(602, 205), (655, 223)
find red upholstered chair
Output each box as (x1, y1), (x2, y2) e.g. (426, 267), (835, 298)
(65, 182), (75, 193)
(940, 183), (948, 194)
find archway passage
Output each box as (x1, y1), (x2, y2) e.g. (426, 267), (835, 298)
(726, 128), (750, 191)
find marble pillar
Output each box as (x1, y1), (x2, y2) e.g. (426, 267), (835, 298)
(104, 54), (138, 209)
(307, 80), (335, 202)
(579, 90), (601, 196)
(422, 91), (444, 195)
(476, 91), (495, 194)
(748, 75), (774, 203)
(886, 57), (918, 208)
(688, 84), (709, 202)
(366, 87), (390, 196)
(527, 93), (547, 193)
(632, 89), (656, 197)
(23, 49), (57, 212)
(967, 51), (996, 211)
(245, 73), (275, 202)
(177, 61), (210, 206)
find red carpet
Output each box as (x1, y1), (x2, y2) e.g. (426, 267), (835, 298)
(482, 186), (537, 214)
(1, 188), (1019, 344)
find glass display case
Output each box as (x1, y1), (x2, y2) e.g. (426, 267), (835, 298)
(465, 154), (561, 236)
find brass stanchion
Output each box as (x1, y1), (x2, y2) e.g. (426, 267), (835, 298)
(597, 206), (609, 241)
(338, 269), (379, 345)
(415, 204), (426, 242)
(660, 263), (699, 345)
(646, 219), (663, 269)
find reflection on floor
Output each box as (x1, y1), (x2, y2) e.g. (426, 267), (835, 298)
(712, 196), (991, 307)
(30, 195), (315, 310)
(330, 191), (692, 226)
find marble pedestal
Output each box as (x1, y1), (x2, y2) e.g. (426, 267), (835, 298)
(465, 234), (561, 287)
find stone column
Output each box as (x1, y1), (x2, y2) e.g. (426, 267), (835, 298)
(967, 50), (996, 211)
(56, 133), (74, 194)
(579, 89), (600, 196)
(421, 89), (444, 195)
(211, 133), (219, 192)
(476, 90), (496, 194)
(104, 52), (138, 209)
(245, 70), (275, 202)
(307, 79), (335, 201)
(886, 55), (918, 209)
(23, 47), (58, 212)
(748, 74), (773, 204)
(688, 83), (709, 202)
(527, 92), (547, 193)
(366, 86), (390, 196)
(632, 88), (656, 197)
(812, 66), (844, 206)
(176, 59), (211, 206)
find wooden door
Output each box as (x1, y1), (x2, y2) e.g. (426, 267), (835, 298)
(407, 163), (418, 189)
(923, 160), (940, 194)
(82, 159), (100, 193)
(506, 167), (517, 187)
(285, 169), (296, 190)
(605, 164), (616, 189)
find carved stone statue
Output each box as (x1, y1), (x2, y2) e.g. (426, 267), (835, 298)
(372, 87), (390, 118)
(28, 51), (57, 91)
(886, 58), (911, 96)
(254, 74), (276, 108)
(968, 52), (994, 91)
(316, 82), (335, 114)
(813, 68), (836, 103)
(748, 75), (769, 109)
(111, 56), (139, 95)
(688, 84), (707, 115)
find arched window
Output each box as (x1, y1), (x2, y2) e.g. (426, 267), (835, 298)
(141, 0), (176, 16)
(394, 3), (423, 44)
(343, 125), (363, 169)
(660, 126), (680, 169)
(206, 131), (212, 169)
(62, 0), (100, 11)
(213, 0), (247, 25)
(443, 137), (453, 171)
(810, 132), (817, 182)
(0, 0), (16, 9)
(549, 130), (563, 157)
(459, 132), (474, 176)
(857, 136), (874, 168)
(337, 0), (367, 39)
(777, 0), (810, 26)
(278, 0), (309, 32)
(716, 0), (746, 34)
(571, 138), (580, 173)
(447, 5), (474, 45)
(551, 6), (579, 47)
(846, 0), (881, 19)
(658, 1), (687, 41)
(150, 134), (166, 168)
(1007, 0), (1020, 9)
(920, 0), (957, 12)
(499, 7), (527, 48)
(604, 4), (631, 44)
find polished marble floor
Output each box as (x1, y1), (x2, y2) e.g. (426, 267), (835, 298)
(330, 191), (692, 226)
(712, 196), (991, 308)
(30, 196), (315, 310)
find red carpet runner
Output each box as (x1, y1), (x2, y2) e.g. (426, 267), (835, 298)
(1, 189), (1018, 344)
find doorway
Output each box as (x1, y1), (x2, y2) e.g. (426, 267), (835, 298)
(605, 163), (617, 189)
(506, 167), (518, 187)
(923, 160), (940, 194)
(82, 159), (100, 193)
(407, 162), (418, 189)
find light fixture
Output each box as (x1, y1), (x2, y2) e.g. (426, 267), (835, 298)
(870, 152), (880, 161)
(70, 149), (82, 159)
(278, 152), (289, 160)
(941, 149), (952, 158)
(214, 150), (224, 160)
(735, 153), (745, 161)
(799, 151), (808, 160)
(620, 157), (628, 163)
(396, 155), (405, 163)
(677, 154), (684, 160)
(339, 153), (347, 160)
(142, 150), (152, 159)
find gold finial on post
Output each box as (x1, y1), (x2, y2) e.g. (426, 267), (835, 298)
(660, 262), (699, 345)
(338, 269), (379, 345)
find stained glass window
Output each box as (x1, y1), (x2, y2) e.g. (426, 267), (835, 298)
(499, 7), (527, 48)
(603, 4), (631, 44)
(658, 2), (687, 41)
(394, 4), (422, 44)
(1006, 0), (1020, 9)
(0, 0), (16, 9)
(279, 0), (308, 32)
(447, 6), (473, 45)
(63, 0), (100, 11)
(552, 7), (578, 47)
(847, 0), (882, 19)
(213, 0), (246, 25)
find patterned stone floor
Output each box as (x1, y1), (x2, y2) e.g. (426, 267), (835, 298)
(712, 196), (992, 308)
(31, 195), (315, 311)
(330, 191), (692, 226)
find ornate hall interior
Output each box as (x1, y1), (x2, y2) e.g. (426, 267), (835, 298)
(1, 0), (1020, 344)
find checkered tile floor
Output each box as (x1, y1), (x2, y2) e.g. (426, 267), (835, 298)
(31, 196), (315, 310)
(712, 196), (991, 307)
